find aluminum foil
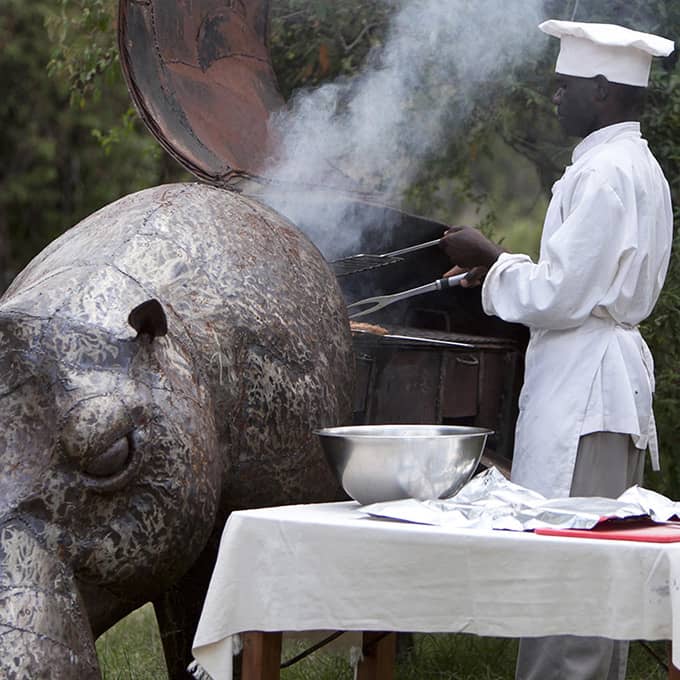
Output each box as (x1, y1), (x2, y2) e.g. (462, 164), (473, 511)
(362, 467), (680, 531)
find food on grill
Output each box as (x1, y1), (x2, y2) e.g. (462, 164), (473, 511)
(349, 321), (389, 335)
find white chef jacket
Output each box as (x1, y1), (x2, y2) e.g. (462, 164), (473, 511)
(482, 122), (673, 498)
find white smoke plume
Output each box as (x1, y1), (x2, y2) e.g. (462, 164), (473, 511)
(259, 0), (548, 258)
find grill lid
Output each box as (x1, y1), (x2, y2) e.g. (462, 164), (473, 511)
(118, 0), (283, 186)
(115, 0), (463, 258)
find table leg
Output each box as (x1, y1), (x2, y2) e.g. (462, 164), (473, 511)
(356, 632), (397, 680)
(241, 631), (282, 680)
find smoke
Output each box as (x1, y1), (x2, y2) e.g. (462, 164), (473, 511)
(259, 0), (548, 258)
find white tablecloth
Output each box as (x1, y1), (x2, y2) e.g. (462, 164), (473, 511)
(192, 501), (680, 679)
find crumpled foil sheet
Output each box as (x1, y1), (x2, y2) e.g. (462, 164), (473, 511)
(361, 467), (680, 531)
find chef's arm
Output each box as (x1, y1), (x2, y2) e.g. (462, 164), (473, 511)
(482, 172), (634, 330)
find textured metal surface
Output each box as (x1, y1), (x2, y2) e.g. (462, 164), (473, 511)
(0, 183), (354, 678)
(118, 0), (284, 185)
(330, 253), (405, 277)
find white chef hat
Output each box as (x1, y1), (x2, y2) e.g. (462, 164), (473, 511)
(539, 20), (675, 87)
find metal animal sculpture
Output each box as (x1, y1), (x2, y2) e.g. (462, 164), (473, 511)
(0, 182), (354, 679)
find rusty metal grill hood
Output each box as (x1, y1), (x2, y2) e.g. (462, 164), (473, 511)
(116, 0), (455, 264)
(116, 2), (462, 242)
(118, 0), (284, 186)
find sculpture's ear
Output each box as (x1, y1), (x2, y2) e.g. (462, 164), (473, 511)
(128, 299), (168, 341)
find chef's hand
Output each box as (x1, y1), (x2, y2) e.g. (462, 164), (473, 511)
(443, 264), (488, 288)
(440, 226), (504, 271)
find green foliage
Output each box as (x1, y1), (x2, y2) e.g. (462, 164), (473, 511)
(0, 0), (63, 282)
(0, 0), (185, 288)
(46, 0), (118, 107)
(269, 0), (391, 97)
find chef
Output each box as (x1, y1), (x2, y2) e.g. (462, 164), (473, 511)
(441, 20), (674, 680)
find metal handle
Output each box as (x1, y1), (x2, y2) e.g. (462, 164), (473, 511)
(436, 274), (467, 290)
(455, 355), (480, 366)
(376, 273), (467, 306)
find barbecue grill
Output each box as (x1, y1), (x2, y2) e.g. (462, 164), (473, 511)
(118, 0), (527, 474)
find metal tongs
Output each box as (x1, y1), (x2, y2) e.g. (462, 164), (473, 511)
(331, 238), (443, 276)
(347, 272), (467, 319)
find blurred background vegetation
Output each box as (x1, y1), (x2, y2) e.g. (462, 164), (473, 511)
(2, 0), (680, 676)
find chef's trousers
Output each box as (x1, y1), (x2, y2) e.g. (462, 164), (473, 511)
(515, 431), (645, 680)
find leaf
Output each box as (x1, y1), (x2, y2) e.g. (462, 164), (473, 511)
(318, 43), (330, 76)
(299, 60), (314, 82)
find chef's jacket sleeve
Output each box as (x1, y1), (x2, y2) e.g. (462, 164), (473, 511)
(481, 168), (637, 330)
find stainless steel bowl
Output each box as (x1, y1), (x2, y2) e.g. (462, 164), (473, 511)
(316, 424), (492, 505)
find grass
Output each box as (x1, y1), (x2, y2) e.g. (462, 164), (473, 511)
(97, 606), (668, 679)
(96, 605), (168, 680)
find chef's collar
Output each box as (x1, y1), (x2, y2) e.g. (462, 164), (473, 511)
(572, 121), (641, 162)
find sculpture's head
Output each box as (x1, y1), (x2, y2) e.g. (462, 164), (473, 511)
(0, 301), (220, 677)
